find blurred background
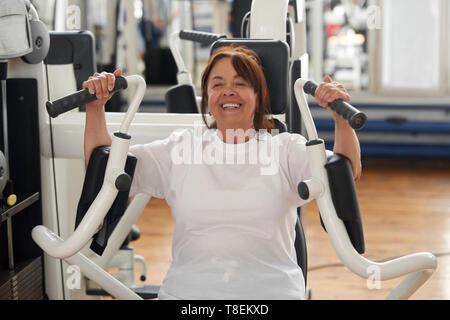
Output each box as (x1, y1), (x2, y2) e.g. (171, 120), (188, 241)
(29, 0), (450, 160)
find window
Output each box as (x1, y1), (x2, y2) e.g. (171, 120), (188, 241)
(380, 0), (442, 92)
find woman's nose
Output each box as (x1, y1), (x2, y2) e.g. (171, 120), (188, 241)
(222, 86), (235, 96)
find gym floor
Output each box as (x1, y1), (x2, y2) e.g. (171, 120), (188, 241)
(131, 159), (450, 300)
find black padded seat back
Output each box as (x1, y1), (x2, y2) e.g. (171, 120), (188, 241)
(211, 39), (289, 115)
(272, 118), (287, 134)
(75, 146), (137, 256)
(45, 31), (96, 91)
(165, 83), (198, 113)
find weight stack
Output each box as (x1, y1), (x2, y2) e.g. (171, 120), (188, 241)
(0, 257), (44, 300)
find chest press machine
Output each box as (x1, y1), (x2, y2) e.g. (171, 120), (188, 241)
(1, 0), (434, 299)
(37, 21), (436, 306)
(35, 43), (437, 300)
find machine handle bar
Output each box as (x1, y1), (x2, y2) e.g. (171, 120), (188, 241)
(179, 29), (227, 45)
(303, 80), (367, 130)
(32, 75), (146, 259)
(46, 76), (128, 118)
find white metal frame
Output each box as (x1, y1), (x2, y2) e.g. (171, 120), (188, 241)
(294, 78), (436, 299)
(32, 75), (148, 300)
(33, 75), (146, 259)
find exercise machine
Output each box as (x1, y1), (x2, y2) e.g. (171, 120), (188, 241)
(34, 74), (147, 300)
(35, 0), (436, 300)
(1, 0), (437, 299)
(0, 0), (159, 300)
(294, 79), (436, 299)
(35, 40), (436, 300)
(0, 0), (49, 299)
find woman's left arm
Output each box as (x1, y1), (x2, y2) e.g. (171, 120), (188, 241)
(315, 75), (362, 181)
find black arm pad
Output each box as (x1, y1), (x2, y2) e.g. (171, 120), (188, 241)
(325, 154), (365, 254)
(75, 146), (137, 256)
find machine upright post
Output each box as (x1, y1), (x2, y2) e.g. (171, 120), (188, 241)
(250, 0), (290, 41)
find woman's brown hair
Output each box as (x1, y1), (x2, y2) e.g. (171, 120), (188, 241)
(200, 45), (274, 131)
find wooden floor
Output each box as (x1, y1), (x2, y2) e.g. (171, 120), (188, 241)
(131, 159), (450, 300)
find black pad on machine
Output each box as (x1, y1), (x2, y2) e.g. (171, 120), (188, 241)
(325, 154), (365, 254)
(75, 146), (137, 255)
(165, 83), (198, 113)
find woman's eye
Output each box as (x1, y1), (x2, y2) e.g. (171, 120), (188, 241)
(236, 82), (247, 86)
(213, 83), (222, 88)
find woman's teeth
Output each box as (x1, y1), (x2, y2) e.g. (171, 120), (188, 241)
(222, 103), (241, 109)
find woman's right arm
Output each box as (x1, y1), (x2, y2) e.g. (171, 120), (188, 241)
(82, 69), (122, 166)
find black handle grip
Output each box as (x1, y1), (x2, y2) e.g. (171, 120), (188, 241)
(46, 76), (128, 118)
(179, 30), (227, 45)
(303, 80), (367, 130)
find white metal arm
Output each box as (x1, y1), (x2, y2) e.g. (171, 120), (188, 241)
(169, 31), (195, 86)
(32, 75), (146, 260)
(293, 78), (437, 299)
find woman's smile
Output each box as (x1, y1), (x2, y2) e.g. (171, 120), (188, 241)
(219, 101), (243, 111)
(221, 103), (242, 110)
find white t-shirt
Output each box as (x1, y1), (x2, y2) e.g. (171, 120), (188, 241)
(129, 128), (316, 300)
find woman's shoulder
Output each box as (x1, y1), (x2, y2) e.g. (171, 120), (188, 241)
(130, 127), (194, 152)
(270, 131), (307, 145)
(169, 127), (194, 139)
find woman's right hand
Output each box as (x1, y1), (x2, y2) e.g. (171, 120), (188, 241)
(82, 69), (122, 109)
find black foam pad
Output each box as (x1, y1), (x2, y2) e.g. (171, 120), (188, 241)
(325, 154), (365, 254)
(165, 84), (198, 113)
(75, 146), (137, 256)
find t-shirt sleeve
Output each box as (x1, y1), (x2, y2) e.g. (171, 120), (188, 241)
(129, 128), (189, 198)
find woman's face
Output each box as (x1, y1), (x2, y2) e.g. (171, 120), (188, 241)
(207, 57), (257, 133)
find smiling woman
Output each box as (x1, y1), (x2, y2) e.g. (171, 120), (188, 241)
(200, 45), (274, 136)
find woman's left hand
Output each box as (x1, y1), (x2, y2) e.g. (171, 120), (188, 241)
(316, 75), (361, 181)
(314, 75), (351, 122)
